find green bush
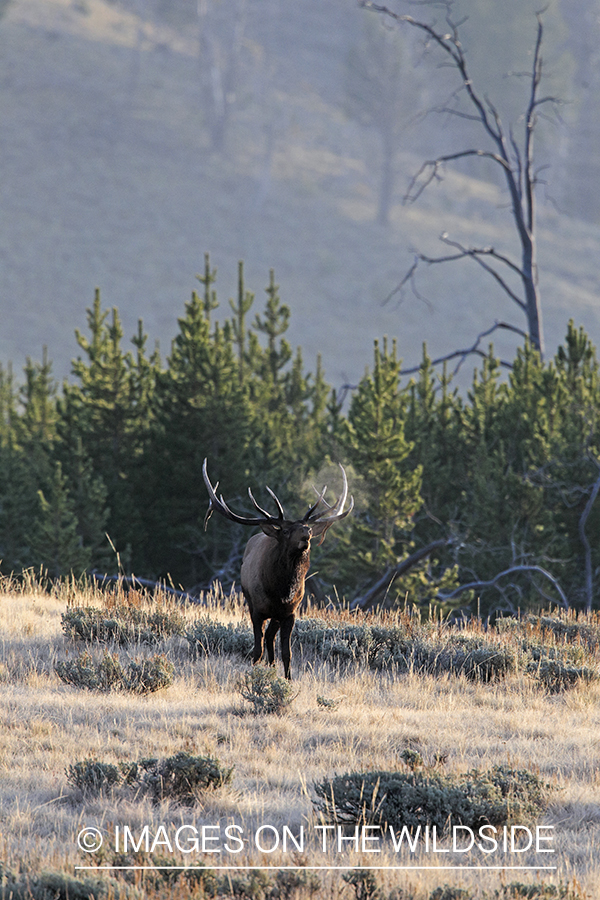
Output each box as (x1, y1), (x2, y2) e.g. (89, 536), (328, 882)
(0, 870), (126, 900)
(294, 619), (376, 664)
(222, 871), (273, 900)
(55, 651), (174, 693)
(273, 869), (321, 899)
(400, 748), (424, 770)
(371, 634), (518, 682)
(62, 605), (186, 645)
(66, 759), (122, 796)
(66, 752), (233, 806)
(494, 883), (587, 900)
(239, 666), (297, 714)
(343, 870), (382, 900)
(123, 655), (176, 693)
(527, 657), (598, 693)
(429, 888), (473, 900)
(316, 694), (341, 709)
(138, 751), (234, 804)
(55, 650), (100, 690)
(182, 613), (597, 692)
(314, 765), (551, 831)
(527, 614), (600, 652)
(185, 618), (253, 657)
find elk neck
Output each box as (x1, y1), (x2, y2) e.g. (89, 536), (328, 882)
(264, 536), (311, 605)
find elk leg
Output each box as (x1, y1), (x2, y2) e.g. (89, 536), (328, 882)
(251, 615), (266, 665)
(279, 614), (296, 680)
(264, 619), (281, 666)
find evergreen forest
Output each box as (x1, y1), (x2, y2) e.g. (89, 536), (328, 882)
(1, 256), (599, 615)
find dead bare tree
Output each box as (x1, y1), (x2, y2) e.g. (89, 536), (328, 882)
(436, 564), (569, 611)
(361, 0), (561, 363)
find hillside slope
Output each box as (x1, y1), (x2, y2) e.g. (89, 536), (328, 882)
(1, 0), (599, 387)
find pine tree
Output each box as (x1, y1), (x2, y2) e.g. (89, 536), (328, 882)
(0, 350), (59, 574)
(59, 290), (157, 567)
(27, 461), (91, 577)
(229, 260), (255, 385)
(331, 339), (423, 595)
(144, 284), (254, 585)
(0, 362), (17, 448)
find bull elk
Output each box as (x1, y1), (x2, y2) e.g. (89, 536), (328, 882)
(202, 460), (353, 679)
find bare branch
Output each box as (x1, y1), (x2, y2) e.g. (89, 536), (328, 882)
(383, 254), (434, 309)
(351, 538), (451, 610)
(397, 320), (523, 377)
(431, 236), (528, 312)
(437, 564), (569, 609)
(387, 235), (527, 315)
(361, 2), (502, 142)
(439, 235), (525, 278)
(404, 150), (511, 203)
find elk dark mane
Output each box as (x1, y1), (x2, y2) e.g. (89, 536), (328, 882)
(202, 460), (353, 679)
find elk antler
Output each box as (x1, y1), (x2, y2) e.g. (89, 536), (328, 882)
(304, 464), (354, 537)
(305, 464), (353, 522)
(202, 459), (287, 530)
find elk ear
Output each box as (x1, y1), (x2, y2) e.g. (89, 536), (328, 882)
(260, 522), (283, 538)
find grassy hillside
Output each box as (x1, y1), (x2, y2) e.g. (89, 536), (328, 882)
(1, 578), (599, 898)
(1, 0), (599, 390)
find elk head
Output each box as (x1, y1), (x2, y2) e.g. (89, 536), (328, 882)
(202, 459), (353, 547)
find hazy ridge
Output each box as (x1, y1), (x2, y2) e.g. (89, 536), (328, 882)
(1, 0), (599, 388)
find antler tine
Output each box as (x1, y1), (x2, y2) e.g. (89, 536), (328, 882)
(202, 458), (278, 528)
(203, 478), (219, 530)
(308, 464), (353, 524)
(265, 485), (286, 520)
(203, 459), (292, 527)
(303, 484), (328, 521)
(248, 487), (282, 521)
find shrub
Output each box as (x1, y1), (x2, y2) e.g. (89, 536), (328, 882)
(1, 870), (123, 900)
(316, 694), (341, 709)
(430, 888), (473, 900)
(186, 617), (411, 669)
(223, 871), (272, 899)
(182, 612), (596, 691)
(55, 650), (100, 690)
(342, 870), (382, 900)
(138, 751), (234, 804)
(185, 618), (253, 657)
(273, 870), (321, 899)
(123, 655), (175, 693)
(66, 752), (233, 806)
(294, 619), (375, 664)
(526, 657), (598, 693)
(527, 613), (600, 652)
(62, 605), (186, 645)
(66, 759), (122, 796)
(400, 748), (424, 770)
(55, 651), (174, 693)
(239, 666), (297, 714)
(371, 634), (518, 682)
(494, 883), (586, 900)
(314, 765), (551, 831)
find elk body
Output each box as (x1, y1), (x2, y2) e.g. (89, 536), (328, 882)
(202, 460), (353, 679)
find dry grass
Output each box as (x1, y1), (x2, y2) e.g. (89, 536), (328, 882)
(0, 581), (598, 898)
